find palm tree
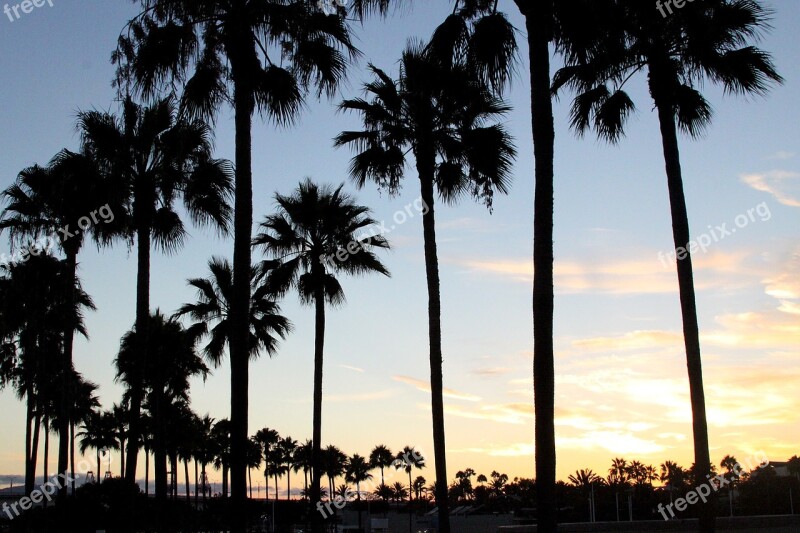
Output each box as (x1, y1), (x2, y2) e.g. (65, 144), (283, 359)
(412, 476), (427, 501)
(395, 446), (425, 501)
(335, 43), (514, 530)
(211, 419), (231, 498)
(323, 445), (348, 504)
(265, 446), (285, 500)
(175, 257), (292, 368)
(568, 469), (600, 489)
(110, 403), (129, 478)
(1, 150), (116, 498)
(114, 6), (357, 527)
(278, 436), (298, 500)
(0, 252), (95, 495)
(554, 2), (781, 529)
(294, 439), (314, 499)
(369, 444), (394, 487)
(78, 410), (118, 483)
(195, 414), (215, 502)
(254, 180), (390, 516)
(246, 437), (263, 499)
(392, 481), (409, 503)
(346, 453), (373, 530)
(114, 311), (209, 502)
(77, 97), (233, 483)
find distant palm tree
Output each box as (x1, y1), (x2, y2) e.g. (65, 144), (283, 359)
(323, 445), (348, 504)
(195, 414), (215, 502)
(114, 5), (357, 527)
(395, 446), (425, 501)
(336, 42), (514, 528)
(246, 437), (263, 499)
(77, 97), (233, 484)
(392, 481), (409, 503)
(78, 410), (118, 483)
(278, 436), (298, 500)
(369, 445), (394, 487)
(1, 150), (116, 498)
(254, 180), (390, 514)
(412, 476), (427, 501)
(294, 439), (314, 499)
(346, 453), (372, 530)
(554, 3), (782, 528)
(568, 469), (600, 489)
(211, 419), (231, 498)
(110, 403), (129, 478)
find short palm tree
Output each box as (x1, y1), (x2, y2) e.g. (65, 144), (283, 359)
(554, 1), (781, 529)
(369, 444), (394, 488)
(211, 418), (231, 498)
(114, 6), (357, 525)
(174, 257), (292, 369)
(77, 96), (233, 483)
(322, 445), (348, 504)
(253, 179), (390, 514)
(335, 43), (514, 526)
(1, 150), (116, 498)
(78, 409), (118, 483)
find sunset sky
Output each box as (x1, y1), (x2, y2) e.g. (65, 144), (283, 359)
(0, 0), (798, 494)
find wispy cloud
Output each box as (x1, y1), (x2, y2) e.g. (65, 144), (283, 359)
(338, 364), (365, 373)
(741, 170), (800, 207)
(767, 151), (795, 161)
(393, 375), (481, 402)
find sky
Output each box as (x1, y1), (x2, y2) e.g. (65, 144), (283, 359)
(0, 0), (798, 496)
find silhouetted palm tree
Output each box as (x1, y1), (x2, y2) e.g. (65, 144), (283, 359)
(346, 453), (373, 530)
(278, 436), (298, 500)
(114, 311), (209, 503)
(78, 410), (118, 483)
(1, 151), (116, 499)
(294, 439), (313, 499)
(395, 446), (425, 501)
(254, 180), (390, 515)
(336, 40), (514, 529)
(114, 6), (357, 526)
(77, 97), (233, 483)
(554, 2), (781, 528)
(323, 445), (348, 504)
(211, 419), (231, 498)
(0, 252), (95, 495)
(369, 444), (394, 487)
(174, 257), (292, 368)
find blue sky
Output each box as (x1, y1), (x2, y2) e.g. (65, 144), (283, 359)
(0, 0), (798, 492)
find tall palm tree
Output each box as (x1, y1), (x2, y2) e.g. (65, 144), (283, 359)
(554, 2), (781, 529)
(254, 180), (390, 518)
(114, 6), (357, 527)
(173, 257), (292, 369)
(335, 43), (514, 530)
(369, 444), (394, 487)
(114, 311), (209, 503)
(77, 97), (233, 483)
(1, 150), (116, 499)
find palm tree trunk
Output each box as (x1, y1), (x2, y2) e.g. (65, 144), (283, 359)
(119, 436), (126, 478)
(126, 219), (151, 486)
(96, 451), (100, 484)
(57, 250), (78, 501)
(195, 459), (199, 506)
(222, 464), (229, 498)
(249, 467), (253, 499)
(185, 458), (190, 502)
(24, 392), (36, 495)
(515, 4), (558, 531)
(655, 99), (714, 533)
(286, 469), (290, 501)
(43, 417), (49, 509)
(274, 473), (279, 500)
(310, 280), (326, 532)
(145, 447), (150, 495)
(154, 387), (168, 503)
(417, 156), (450, 533)
(70, 420), (76, 494)
(201, 462), (206, 502)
